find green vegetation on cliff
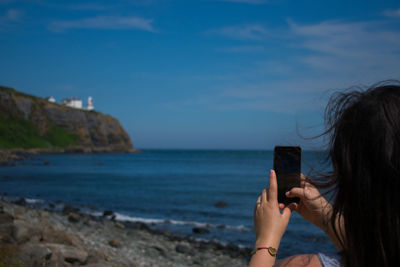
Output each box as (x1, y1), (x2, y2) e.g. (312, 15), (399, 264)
(0, 116), (78, 149)
(0, 86), (133, 152)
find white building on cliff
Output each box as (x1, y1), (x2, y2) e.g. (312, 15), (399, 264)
(87, 97), (94, 111)
(45, 96), (56, 103)
(61, 97), (83, 109)
(48, 96), (95, 110)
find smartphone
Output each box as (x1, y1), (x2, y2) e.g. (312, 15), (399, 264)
(273, 146), (301, 205)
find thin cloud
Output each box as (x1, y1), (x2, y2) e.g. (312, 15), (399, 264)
(288, 19), (400, 80)
(190, 17), (400, 114)
(47, 15), (156, 33)
(0, 8), (23, 30)
(207, 24), (268, 40)
(383, 8), (400, 17)
(1, 8), (22, 21)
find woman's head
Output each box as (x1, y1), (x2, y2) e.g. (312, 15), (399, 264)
(322, 81), (400, 267)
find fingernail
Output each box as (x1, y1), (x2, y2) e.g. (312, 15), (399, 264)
(285, 191), (290, 196)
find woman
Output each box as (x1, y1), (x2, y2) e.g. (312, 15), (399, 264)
(249, 83), (400, 267)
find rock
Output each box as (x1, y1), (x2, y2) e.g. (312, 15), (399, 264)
(108, 239), (121, 248)
(68, 212), (80, 223)
(85, 262), (111, 267)
(46, 243), (88, 264)
(0, 211), (14, 224)
(188, 249), (197, 256)
(42, 228), (84, 248)
(225, 242), (241, 257)
(48, 249), (65, 267)
(192, 227), (210, 234)
(0, 151), (27, 166)
(13, 198), (27, 206)
(84, 219), (96, 227)
(199, 242), (213, 250)
(214, 201), (228, 208)
(114, 221), (125, 229)
(14, 207), (26, 218)
(18, 243), (52, 265)
(86, 250), (109, 264)
(175, 244), (190, 254)
(152, 245), (165, 256)
(192, 260), (202, 265)
(103, 210), (114, 217)
(43, 159), (50, 165)
(0, 223), (16, 244)
(13, 219), (38, 243)
(134, 222), (151, 231)
(62, 205), (80, 214)
(102, 210), (116, 221)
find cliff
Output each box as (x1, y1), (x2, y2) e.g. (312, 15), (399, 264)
(0, 86), (134, 153)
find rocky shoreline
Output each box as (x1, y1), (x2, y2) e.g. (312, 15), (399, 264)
(0, 150), (31, 166)
(0, 200), (250, 266)
(0, 149), (142, 166)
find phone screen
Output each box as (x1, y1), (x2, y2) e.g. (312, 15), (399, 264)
(273, 146), (301, 205)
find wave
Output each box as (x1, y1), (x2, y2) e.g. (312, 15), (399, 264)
(3, 195), (252, 233)
(113, 212), (252, 232)
(25, 198), (45, 204)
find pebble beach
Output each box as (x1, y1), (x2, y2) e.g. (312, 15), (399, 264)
(0, 199), (250, 267)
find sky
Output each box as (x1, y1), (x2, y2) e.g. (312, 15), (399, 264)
(0, 0), (400, 150)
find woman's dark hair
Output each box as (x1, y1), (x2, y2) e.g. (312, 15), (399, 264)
(318, 81), (400, 267)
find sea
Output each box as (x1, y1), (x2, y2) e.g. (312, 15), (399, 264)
(0, 150), (337, 258)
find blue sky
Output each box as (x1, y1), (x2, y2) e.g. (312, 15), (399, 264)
(1, 0), (400, 149)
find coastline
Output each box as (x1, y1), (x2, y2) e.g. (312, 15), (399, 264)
(0, 148), (143, 166)
(0, 199), (250, 266)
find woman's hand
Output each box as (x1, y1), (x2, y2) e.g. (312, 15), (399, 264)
(286, 175), (344, 250)
(253, 170), (294, 248)
(285, 174), (331, 231)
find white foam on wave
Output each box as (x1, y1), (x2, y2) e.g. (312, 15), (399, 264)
(7, 196), (252, 233)
(89, 211), (103, 217)
(114, 212), (252, 232)
(25, 198), (45, 204)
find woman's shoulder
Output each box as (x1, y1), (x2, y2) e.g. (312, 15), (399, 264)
(274, 254), (322, 267)
(275, 252), (341, 267)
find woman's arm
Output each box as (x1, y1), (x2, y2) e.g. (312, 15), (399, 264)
(321, 212), (345, 251)
(249, 170), (295, 267)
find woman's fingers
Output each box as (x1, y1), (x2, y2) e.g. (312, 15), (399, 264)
(268, 170), (278, 203)
(262, 188), (267, 203)
(254, 196), (262, 214)
(286, 187), (305, 199)
(281, 203), (295, 220)
(257, 170), (278, 209)
(300, 173), (307, 188)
